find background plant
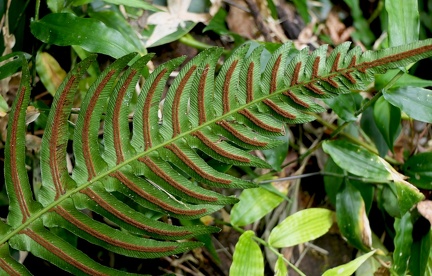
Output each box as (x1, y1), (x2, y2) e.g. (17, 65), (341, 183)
(0, 0), (432, 275)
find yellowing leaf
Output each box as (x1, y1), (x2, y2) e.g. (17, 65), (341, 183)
(35, 52), (67, 96)
(0, 95), (9, 117)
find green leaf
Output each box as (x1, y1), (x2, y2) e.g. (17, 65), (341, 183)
(203, 8), (229, 35)
(35, 52), (67, 96)
(323, 93), (362, 122)
(383, 86), (432, 123)
(324, 158), (374, 214)
(274, 255), (288, 276)
(376, 72), (432, 90)
(0, 95), (8, 117)
(293, 0), (309, 23)
(403, 152), (432, 189)
(355, 233), (391, 275)
(230, 231), (264, 276)
(30, 13), (136, 58)
(379, 185), (401, 217)
(392, 212), (413, 275)
(373, 96), (401, 151)
(88, 10), (146, 55)
(322, 250), (376, 276)
(360, 103), (389, 157)
(394, 180), (424, 215)
(385, 0), (419, 46)
(409, 223), (430, 276)
(0, 52), (31, 80)
(336, 180), (372, 251)
(324, 157), (345, 206)
(322, 140), (391, 182)
(343, 0), (375, 45)
(231, 187), (283, 226)
(102, 0), (161, 11)
(46, 0), (64, 12)
(0, 243), (31, 275)
(268, 208), (333, 248)
(262, 129), (289, 171)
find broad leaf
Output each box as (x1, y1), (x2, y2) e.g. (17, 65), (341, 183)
(392, 212), (413, 275)
(383, 86), (432, 123)
(336, 180), (372, 251)
(30, 13), (137, 58)
(343, 0), (375, 45)
(323, 93), (362, 122)
(409, 223), (430, 276)
(102, 0), (161, 11)
(230, 231), (264, 276)
(35, 52), (67, 96)
(373, 96), (401, 151)
(360, 103), (389, 157)
(322, 140), (391, 182)
(231, 187), (284, 226)
(322, 250), (376, 276)
(385, 0), (419, 47)
(274, 255), (288, 276)
(403, 152), (432, 189)
(89, 10), (146, 55)
(268, 208), (333, 248)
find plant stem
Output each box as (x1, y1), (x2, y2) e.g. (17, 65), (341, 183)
(35, 0), (41, 21)
(229, 224), (306, 276)
(179, 34), (231, 55)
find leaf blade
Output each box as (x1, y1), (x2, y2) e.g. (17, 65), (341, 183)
(230, 231), (264, 276)
(30, 13), (136, 58)
(268, 208), (333, 248)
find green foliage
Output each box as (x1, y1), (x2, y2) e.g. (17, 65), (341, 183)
(1, 34), (432, 274)
(268, 208), (334, 248)
(230, 231), (264, 276)
(2, 0), (432, 274)
(322, 250), (376, 276)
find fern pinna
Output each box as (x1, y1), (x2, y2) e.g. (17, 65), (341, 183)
(1, 39), (432, 274)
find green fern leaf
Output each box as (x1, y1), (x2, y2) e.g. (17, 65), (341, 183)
(1, 39), (432, 274)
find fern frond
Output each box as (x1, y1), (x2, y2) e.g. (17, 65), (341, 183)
(1, 39), (432, 274)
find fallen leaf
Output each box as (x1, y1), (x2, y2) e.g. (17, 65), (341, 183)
(209, 0), (222, 16)
(25, 106), (40, 125)
(146, 0), (210, 46)
(417, 200), (432, 225)
(227, 0), (256, 39)
(324, 9), (354, 45)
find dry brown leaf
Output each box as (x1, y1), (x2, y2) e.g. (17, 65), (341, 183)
(325, 10), (354, 45)
(25, 107), (40, 126)
(226, 0), (257, 39)
(417, 200), (432, 225)
(25, 134), (42, 153)
(295, 23), (317, 49)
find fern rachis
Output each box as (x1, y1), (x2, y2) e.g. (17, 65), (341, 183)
(1, 39), (432, 274)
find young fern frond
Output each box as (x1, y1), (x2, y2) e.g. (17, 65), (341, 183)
(2, 40), (432, 274)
